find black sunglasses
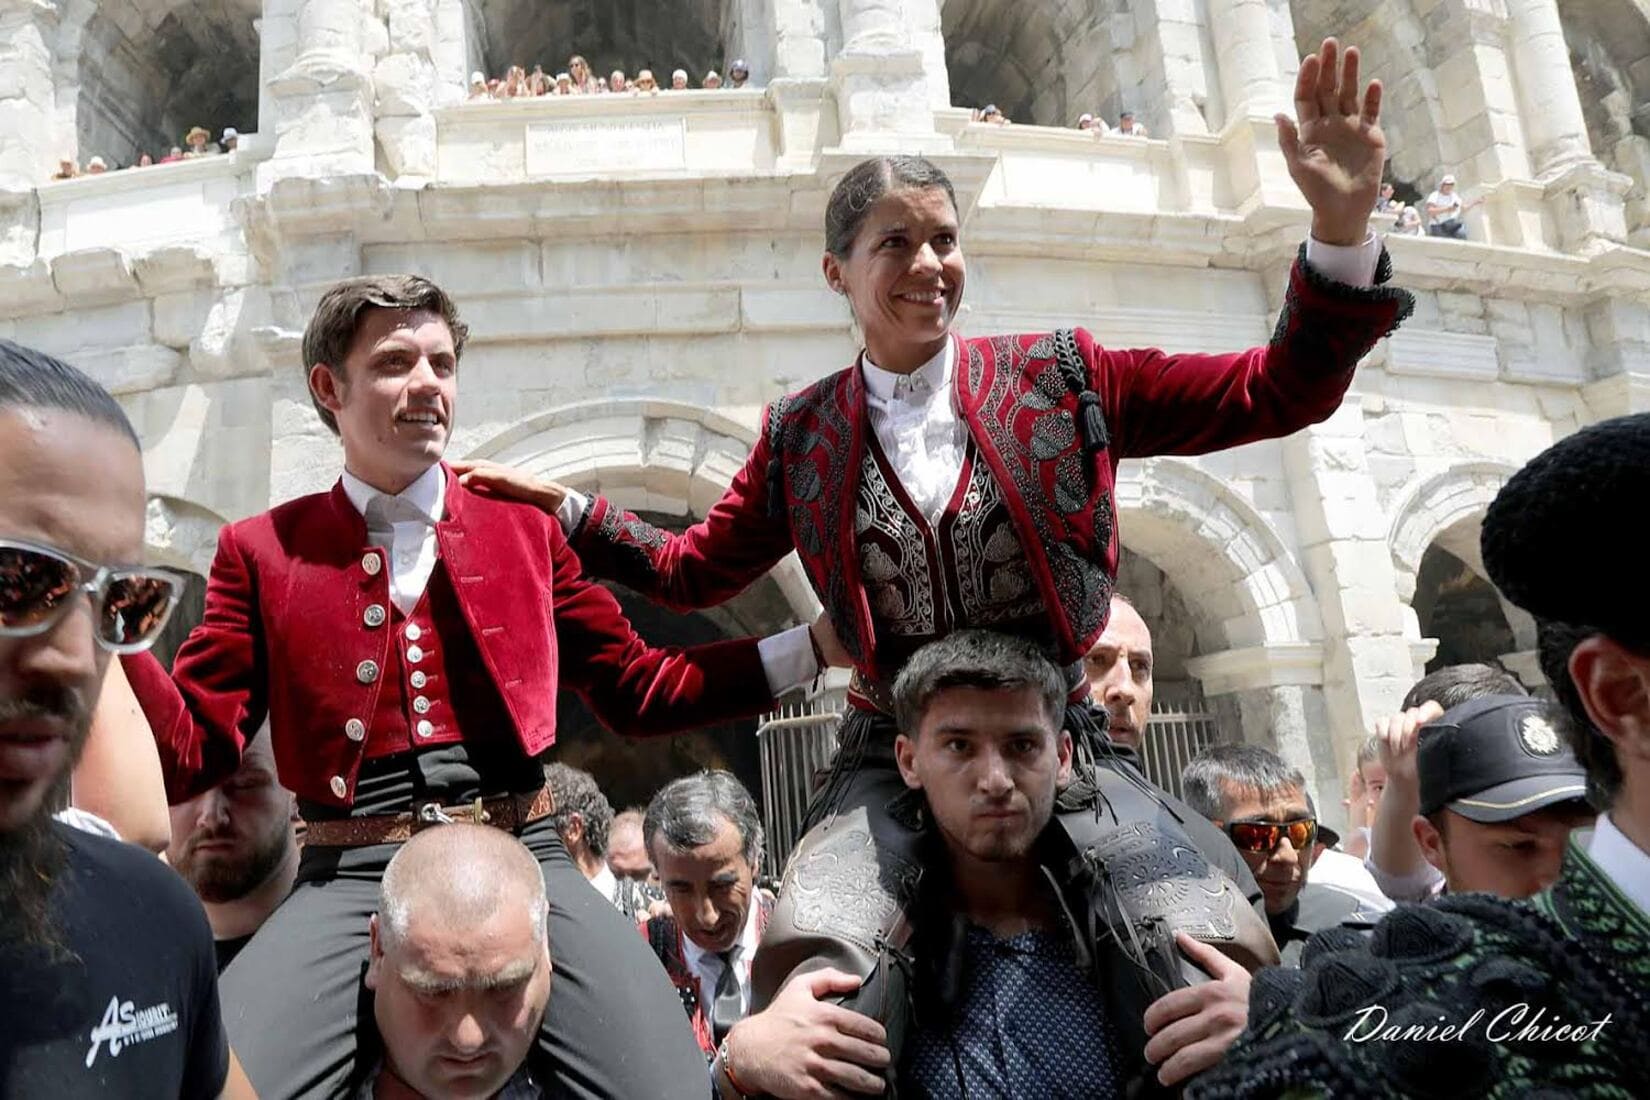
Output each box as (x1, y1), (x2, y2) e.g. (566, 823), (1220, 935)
(1224, 818), (1317, 856)
(0, 538), (181, 653)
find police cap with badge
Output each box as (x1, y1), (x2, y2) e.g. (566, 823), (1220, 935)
(1418, 694), (1592, 821)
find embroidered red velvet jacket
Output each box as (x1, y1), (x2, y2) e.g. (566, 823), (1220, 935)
(125, 465), (775, 807)
(572, 250), (1413, 681)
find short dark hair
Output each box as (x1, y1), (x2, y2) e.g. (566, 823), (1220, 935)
(1536, 618), (1625, 808)
(824, 156), (958, 258)
(1400, 663), (1524, 712)
(891, 630), (1065, 738)
(300, 275), (470, 434)
(0, 339), (139, 448)
(1181, 744), (1306, 822)
(643, 769), (763, 871)
(542, 763), (615, 857)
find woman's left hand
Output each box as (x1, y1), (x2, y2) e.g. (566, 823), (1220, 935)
(1277, 37), (1386, 246)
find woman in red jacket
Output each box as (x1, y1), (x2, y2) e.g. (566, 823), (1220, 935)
(461, 36), (1412, 1087)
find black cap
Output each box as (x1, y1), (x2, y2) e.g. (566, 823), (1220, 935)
(1481, 413), (1650, 645)
(1417, 695), (1590, 822)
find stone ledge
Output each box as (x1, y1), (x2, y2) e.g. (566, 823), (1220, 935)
(1186, 643), (1325, 696)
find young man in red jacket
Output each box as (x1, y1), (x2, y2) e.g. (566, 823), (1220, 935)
(124, 275), (826, 1100)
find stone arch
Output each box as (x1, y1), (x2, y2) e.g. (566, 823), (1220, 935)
(1387, 461), (1519, 603)
(462, 0), (749, 90)
(1387, 462), (1535, 666)
(939, 0), (1179, 130)
(468, 399), (802, 809)
(1289, 0), (1447, 195)
(54, 0), (260, 167)
(1560, 0), (1650, 237)
(464, 397), (819, 632)
(1117, 457), (1322, 653)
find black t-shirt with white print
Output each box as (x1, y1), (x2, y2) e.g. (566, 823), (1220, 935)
(0, 823), (229, 1099)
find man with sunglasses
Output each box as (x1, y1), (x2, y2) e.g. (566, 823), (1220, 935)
(119, 274), (825, 1100)
(0, 340), (255, 1098)
(1183, 745), (1383, 966)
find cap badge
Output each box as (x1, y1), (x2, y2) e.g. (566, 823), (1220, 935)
(1520, 713), (1562, 756)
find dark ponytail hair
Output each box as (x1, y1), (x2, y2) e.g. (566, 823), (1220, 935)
(824, 156), (958, 257)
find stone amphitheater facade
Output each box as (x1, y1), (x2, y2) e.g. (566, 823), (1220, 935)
(3, 0), (1648, 821)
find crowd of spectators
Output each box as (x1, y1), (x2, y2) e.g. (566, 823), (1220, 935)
(966, 104), (1152, 137)
(49, 125), (240, 181)
(467, 53), (752, 101)
(1374, 171), (1485, 239)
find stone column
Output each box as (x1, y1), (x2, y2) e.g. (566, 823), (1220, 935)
(255, 0), (377, 189)
(1279, 395), (1415, 766)
(0, 0), (58, 266)
(1206, 0), (1288, 124)
(1506, 0), (1595, 176)
(827, 0), (947, 153)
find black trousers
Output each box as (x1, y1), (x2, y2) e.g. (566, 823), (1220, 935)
(219, 818), (708, 1100)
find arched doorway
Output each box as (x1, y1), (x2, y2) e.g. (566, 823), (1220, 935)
(539, 511), (805, 812)
(1411, 542), (1517, 674)
(941, 0), (1117, 126)
(63, 0), (259, 167)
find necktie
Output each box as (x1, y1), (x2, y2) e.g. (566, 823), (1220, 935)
(710, 950), (742, 1044)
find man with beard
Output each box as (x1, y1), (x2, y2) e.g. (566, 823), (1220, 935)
(0, 340), (252, 1098)
(167, 729), (299, 970)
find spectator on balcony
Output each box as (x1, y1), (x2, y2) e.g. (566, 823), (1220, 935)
(1425, 174), (1481, 239)
(979, 103), (1007, 124)
(609, 69), (628, 93)
(1115, 111), (1148, 137)
(468, 70), (488, 99)
(221, 128), (239, 153)
(50, 158), (78, 180)
(1077, 112), (1110, 134)
(552, 71), (573, 96)
(530, 65), (550, 97)
(570, 55), (598, 94)
(85, 156), (108, 175)
(1392, 204), (1422, 235)
(505, 65), (531, 98)
(184, 126), (217, 157)
(671, 69), (690, 90)
(1373, 180), (1398, 215)
(729, 59), (750, 88)
(634, 69), (659, 94)
(137, 153), (153, 167)
(703, 70), (723, 89)
(160, 146), (184, 164)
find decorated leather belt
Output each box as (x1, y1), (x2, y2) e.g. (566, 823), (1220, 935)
(303, 786), (556, 848)
(847, 659), (1090, 715)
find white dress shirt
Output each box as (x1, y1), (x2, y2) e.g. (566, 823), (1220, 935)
(342, 463), (446, 615)
(344, 462), (815, 695)
(1588, 812), (1650, 918)
(680, 899), (764, 1019)
(589, 862), (621, 906)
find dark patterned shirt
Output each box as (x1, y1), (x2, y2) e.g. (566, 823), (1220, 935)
(901, 924), (1122, 1099)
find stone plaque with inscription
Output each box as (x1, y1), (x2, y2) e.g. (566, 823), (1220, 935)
(526, 118), (688, 176)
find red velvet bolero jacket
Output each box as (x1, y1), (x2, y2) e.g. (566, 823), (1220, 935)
(572, 249), (1414, 681)
(125, 465), (774, 807)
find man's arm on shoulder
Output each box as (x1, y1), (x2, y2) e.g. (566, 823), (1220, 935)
(716, 970), (888, 1099)
(548, 523), (813, 737)
(124, 522), (267, 803)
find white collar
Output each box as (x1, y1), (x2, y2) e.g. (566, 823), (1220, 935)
(589, 863), (618, 903)
(679, 897), (763, 974)
(860, 338), (954, 401)
(341, 462), (446, 525)
(1588, 812), (1650, 917)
